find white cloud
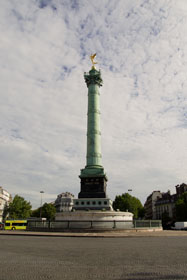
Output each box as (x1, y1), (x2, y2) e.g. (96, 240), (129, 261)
(0, 0), (186, 208)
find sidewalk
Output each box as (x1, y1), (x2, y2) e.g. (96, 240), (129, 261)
(1, 229), (187, 237)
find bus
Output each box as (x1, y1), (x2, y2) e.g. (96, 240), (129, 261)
(4, 220), (27, 230)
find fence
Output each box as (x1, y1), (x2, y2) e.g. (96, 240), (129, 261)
(27, 219), (162, 231)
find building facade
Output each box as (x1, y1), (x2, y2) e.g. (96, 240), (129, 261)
(144, 191), (162, 219)
(175, 183), (187, 197)
(0, 187), (11, 222)
(145, 183), (187, 220)
(54, 192), (74, 212)
(155, 191), (176, 220)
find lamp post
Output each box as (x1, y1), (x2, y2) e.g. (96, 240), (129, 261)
(40, 191), (44, 218)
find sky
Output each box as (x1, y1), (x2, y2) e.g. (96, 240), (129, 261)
(0, 0), (187, 209)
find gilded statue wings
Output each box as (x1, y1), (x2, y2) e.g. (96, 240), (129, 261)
(90, 53), (97, 65)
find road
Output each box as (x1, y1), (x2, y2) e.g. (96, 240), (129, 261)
(0, 235), (187, 279)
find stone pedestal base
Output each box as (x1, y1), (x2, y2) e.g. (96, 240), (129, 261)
(55, 211), (134, 230)
(73, 198), (113, 211)
(78, 175), (107, 198)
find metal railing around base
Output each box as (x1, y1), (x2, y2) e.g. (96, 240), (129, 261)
(134, 220), (162, 228)
(27, 220), (162, 231)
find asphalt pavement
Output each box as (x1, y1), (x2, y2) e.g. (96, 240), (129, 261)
(0, 233), (187, 279)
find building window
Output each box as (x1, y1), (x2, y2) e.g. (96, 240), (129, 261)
(92, 201), (96, 205)
(98, 201), (101, 205)
(104, 201), (107, 205)
(81, 201), (84, 205)
(75, 201), (79, 205)
(87, 201), (90, 205)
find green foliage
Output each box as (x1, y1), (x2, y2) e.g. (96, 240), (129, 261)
(31, 207), (40, 218)
(175, 192), (187, 221)
(8, 195), (32, 219)
(31, 203), (56, 220)
(138, 207), (146, 219)
(113, 193), (144, 219)
(2, 204), (9, 222)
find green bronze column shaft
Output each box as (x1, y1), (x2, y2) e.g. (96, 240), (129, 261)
(80, 66), (106, 177)
(86, 70), (102, 168)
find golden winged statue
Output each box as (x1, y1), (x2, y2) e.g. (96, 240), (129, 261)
(90, 53), (98, 68)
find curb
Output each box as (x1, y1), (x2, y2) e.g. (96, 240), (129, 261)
(1, 230), (187, 238)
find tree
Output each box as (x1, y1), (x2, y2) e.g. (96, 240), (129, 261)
(31, 207), (40, 218)
(8, 195), (32, 219)
(175, 192), (187, 221)
(2, 204), (9, 222)
(31, 203), (56, 220)
(113, 193), (144, 219)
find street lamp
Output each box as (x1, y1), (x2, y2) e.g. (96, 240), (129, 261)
(40, 191), (44, 218)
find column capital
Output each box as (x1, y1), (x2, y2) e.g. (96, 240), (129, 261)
(84, 68), (103, 87)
